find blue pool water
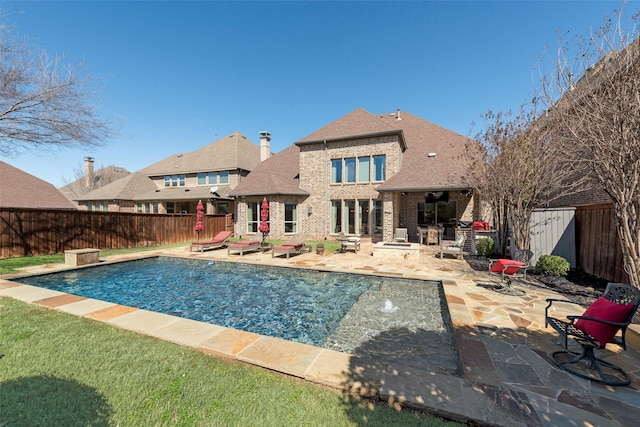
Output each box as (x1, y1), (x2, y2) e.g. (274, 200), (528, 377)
(12, 257), (440, 348)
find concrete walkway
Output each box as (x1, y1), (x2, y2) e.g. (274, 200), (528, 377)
(2, 241), (639, 426)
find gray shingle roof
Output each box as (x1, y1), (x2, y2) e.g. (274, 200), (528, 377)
(296, 107), (406, 150)
(229, 145), (307, 197)
(59, 165), (130, 202)
(0, 161), (77, 209)
(139, 131), (261, 176)
(74, 172), (157, 201)
(230, 108), (478, 196)
(375, 111), (476, 190)
(134, 185), (233, 201)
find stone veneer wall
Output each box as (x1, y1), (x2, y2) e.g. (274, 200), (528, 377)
(297, 135), (403, 240)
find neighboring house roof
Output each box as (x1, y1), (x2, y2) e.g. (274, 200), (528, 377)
(74, 172), (158, 202)
(134, 185), (233, 201)
(59, 165), (130, 203)
(229, 145), (307, 197)
(376, 111), (476, 191)
(296, 107), (407, 150)
(139, 131), (261, 176)
(0, 161), (76, 209)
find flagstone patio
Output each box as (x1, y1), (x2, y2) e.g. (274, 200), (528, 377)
(2, 241), (639, 426)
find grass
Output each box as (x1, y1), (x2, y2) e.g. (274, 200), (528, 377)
(0, 297), (463, 426)
(0, 243), (187, 275)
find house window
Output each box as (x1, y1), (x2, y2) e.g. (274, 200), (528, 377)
(331, 159), (342, 183)
(345, 200), (356, 234)
(358, 200), (370, 234)
(331, 200), (342, 233)
(136, 202), (143, 213)
(358, 157), (370, 182)
(219, 171), (229, 184)
(247, 201), (258, 233)
(166, 202), (175, 214)
(164, 175), (186, 187)
(152, 202), (158, 213)
(208, 172), (218, 184)
(284, 201), (297, 233)
(373, 200), (383, 235)
(373, 155), (385, 181)
(197, 173), (207, 185)
(344, 158), (356, 183)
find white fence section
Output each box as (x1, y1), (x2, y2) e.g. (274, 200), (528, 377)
(530, 208), (576, 268)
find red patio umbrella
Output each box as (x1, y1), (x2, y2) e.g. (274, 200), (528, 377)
(194, 200), (204, 238)
(258, 198), (269, 244)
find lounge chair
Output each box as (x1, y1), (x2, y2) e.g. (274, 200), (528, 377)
(190, 231), (233, 253)
(339, 237), (361, 253)
(272, 235), (312, 259)
(439, 231), (466, 260)
(394, 228), (408, 242)
(545, 282), (640, 386)
(227, 239), (262, 256)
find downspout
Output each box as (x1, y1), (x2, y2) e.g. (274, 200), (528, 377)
(324, 139), (328, 239)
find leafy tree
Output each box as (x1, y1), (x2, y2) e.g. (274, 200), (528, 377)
(471, 104), (583, 255)
(537, 5), (640, 288)
(0, 17), (113, 156)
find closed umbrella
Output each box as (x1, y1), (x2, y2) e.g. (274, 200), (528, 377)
(195, 200), (204, 239)
(258, 198), (269, 244)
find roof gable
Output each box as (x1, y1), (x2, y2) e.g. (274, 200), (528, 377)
(296, 108), (405, 148)
(229, 145), (307, 197)
(0, 161), (76, 209)
(140, 131), (261, 176)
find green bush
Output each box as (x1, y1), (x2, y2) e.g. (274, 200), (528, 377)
(534, 255), (570, 276)
(475, 238), (495, 256)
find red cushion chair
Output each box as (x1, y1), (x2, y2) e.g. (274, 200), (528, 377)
(574, 296), (635, 347)
(545, 283), (640, 386)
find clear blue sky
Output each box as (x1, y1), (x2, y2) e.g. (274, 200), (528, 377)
(2, 0), (628, 187)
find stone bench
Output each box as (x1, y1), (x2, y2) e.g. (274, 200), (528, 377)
(65, 249), (100, 267)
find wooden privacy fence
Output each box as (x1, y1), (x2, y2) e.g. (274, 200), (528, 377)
(0, 208), (231, 258)
(575, 203), (629, 283)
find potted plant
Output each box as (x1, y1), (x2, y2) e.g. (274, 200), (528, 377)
(316, 242), (325, 255)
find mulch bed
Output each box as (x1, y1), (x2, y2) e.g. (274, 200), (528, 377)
(465, 255), (640, 325)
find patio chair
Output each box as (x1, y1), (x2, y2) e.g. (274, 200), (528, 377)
(190, 231), (233, 253)
(227, 239), (262, 256)
(545, 282), (640, 386)
(488, 258), (528, 296)
(439, 231), (466, 260)
(272, 235), (312, 259)
(340, 237), (361, 253)
(394, 228), (408, 242)
(511, 249), (533, 280)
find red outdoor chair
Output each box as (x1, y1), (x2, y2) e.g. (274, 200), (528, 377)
(488, 258), (527, 295)
(545, 282), (640, 386)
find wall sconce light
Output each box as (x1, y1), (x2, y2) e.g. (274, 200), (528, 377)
(307, 206), (313, 214)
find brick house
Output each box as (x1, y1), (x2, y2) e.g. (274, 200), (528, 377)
(75, 131), (263, 215)
(229, 108), (481, 242)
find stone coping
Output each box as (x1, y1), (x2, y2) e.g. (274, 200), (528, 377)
(2, 245), (639, 426)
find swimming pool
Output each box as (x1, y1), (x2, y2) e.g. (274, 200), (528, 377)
(11, 256), (457, 372)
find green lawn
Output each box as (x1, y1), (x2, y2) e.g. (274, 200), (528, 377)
(0, 297), (463, 426)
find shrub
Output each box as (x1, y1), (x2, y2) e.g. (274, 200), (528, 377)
(475, 238), (495, 256)
(535, 255), (570, 276)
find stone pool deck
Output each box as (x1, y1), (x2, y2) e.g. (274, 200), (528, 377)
(2, 242), (640, 426)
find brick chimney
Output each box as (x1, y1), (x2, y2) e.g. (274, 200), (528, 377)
(84, 157), (95, 189)
(259, 131), (271, 162)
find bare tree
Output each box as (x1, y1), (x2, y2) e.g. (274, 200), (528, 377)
(537, 5), (640, 289)
(0, 17), (113, 156)
(472, 104), (586, 255)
